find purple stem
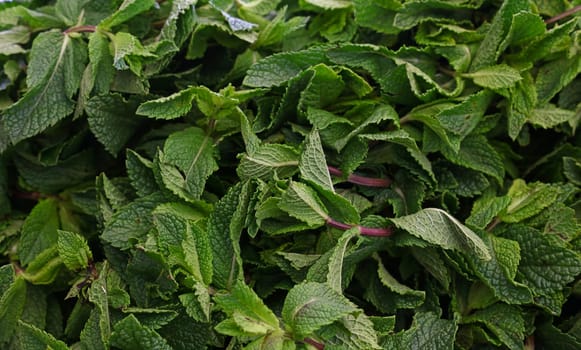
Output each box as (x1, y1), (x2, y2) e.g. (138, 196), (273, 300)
(304, 338), (325, 350)
(327, 166), (392, 188)
(545, 5), (581, 24)
(64, 25), (97, 34)
(326, 218), (394, 237)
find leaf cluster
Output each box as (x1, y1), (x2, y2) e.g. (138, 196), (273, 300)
(0, 0), (581, 349)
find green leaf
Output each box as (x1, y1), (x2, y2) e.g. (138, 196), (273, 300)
(327, 229), (358, 292)
(238, 144), (300, 181)
(391, 208), (491, 260)
(153, 203), (212, 284)
(13, 320), (68, 350)
(137, 88), (197, 120)
(110, 314), (172, 350)
(208, 181), (250, 289)
(57, 230), (92, 271)
(99, 0), (156, 30)
(86, 94), (142, 156)
(88, 32), (115, 95)
(500, 179), (562, 223)
(469, 0), (530, 71)
(101, 193), (163, 250)
(462, 303), (525, 350)
(3, 32), (87, 144)
(441, 135), (505, 184)
(18, 198), (59, 266)
(463, 64), (522, 89)
(467, 195), (511, 229)
(110, 32), (156, 76)
(0, 276), (26, 343)
(23, 246), (63, 285)
(278, 181), (329, 227)
(243, 46), (329, 87)
(536, 55), (581, 105)
(528, 105), (577, 129)
(214, 282), (280, 336)
(466, 234), (533, 305)
(318, 313), (381, 349)
(382, 312), (457, 350)
(353, 0), (401, 34)
(373, 253), (425, 306)
(161, 127), (218, 200)
(282, 282), (358, 338)
(502, 225), (581, 312)
(126, 149), (158, 197)
(0, 26), (29, 55)
(300, 129), (334, 191)
(437, 90), (495, 138)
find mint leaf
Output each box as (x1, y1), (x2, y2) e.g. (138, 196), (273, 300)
(101, 193), (163, 250)
(282, 282), (358, 338)
(161, 127), (218, 200)
(243, 46), (329, 87)
(110, 314), (172, 350)
(3, 32), (87, 144)
(382, 312), (457, 350)
(57, 230), (92, 271)
(0, 276), (26, 343)
(502, 225), (581, 313)
(18, 199), (59, 266)
(238, 144), (299, 181)
(391, 208), (491, 260)
(85, 94), (142, 156)
(462, 303), (525, 350)
(463, 64), (522, 89)
(214, 282), (280, 336)
(300, 129), (334, 191)
(500, 179), (562, 223)
(99, 0), (156, 30)
(278, 181), (329, 227)
(13, 320), (68, 350)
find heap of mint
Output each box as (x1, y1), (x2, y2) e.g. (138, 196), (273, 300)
(0, 0), (580, 349)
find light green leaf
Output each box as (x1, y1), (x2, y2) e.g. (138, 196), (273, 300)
(462, 303), (525, 350)
(500, 179), (562, 223)
(137, 87), (197, 120)
(353, 0), (401, 35)
(300, 129), (334, 192)
(327, 229), (358, 292)
(18, 199), (59, 266)
(391, 208), (491, 260)
(282, 282), (358, 338)
(99, 0), (156, 30)
(86, 94), (142, 156)
(528, 105), (576, 129)
(179, 282), (211, 322)
(214, 281), (280, 335)
(238, 144), (299, 180)
(110, 314), (172, 350)
(279, 181), (329, 227)
(110, 32), (156, 76)
(318, 313), (381, 349)
(463, 64), (522, 89)
(3, 32), (87, 144)
(162, 127), (218, 200)
(57, 230), (92, 271)
(303, 0), (351, 9)
(0, 26), (29, 55)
